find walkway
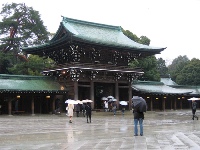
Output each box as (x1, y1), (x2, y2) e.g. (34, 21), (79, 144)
(0, 110), (200, 150)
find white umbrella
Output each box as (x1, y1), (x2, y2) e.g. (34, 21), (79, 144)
(76, 100), (83, 104)
(111, 98), (117, 101)
(82, 99), (93, 103)
(120, 101), (128, 105)
(65, 99), (78, 104)
(107, 96), (114, 99)
(101, 97), (108, 101)
(188, 97), (200, 101)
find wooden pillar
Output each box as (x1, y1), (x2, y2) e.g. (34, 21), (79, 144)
(180, 99), (182, 109)
(90, 80), (94, 109)
(171, 98), (173, 110)
(31, 97), (35, 115)
(162, 98), (165, 111)
(8, 98), (12, 116)
(128, 82), (132, 110)
(115, 81), (119, 109)
(52, 96), (56, 114)
(150, 97), (153, 111)
(174, 98), (177, 110)
(74, 80), (78, 100)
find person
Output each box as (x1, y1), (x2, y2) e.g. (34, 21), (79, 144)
(85, 102), (92, 123)
(67, 104), (74, 123)
(75, 104), (80, 117)
(55, 98), (61, 114)
(121, 106), (125, 116)
(112, 102), (117, 116)
(104, 101), (108, 112)
(65, 103), (68, 116)
(133, 107), (144, 136)
(192, 100), (198, 120)
(82, 103), (86, 117)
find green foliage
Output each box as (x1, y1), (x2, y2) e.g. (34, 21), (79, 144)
(168, 55), (189, 82)
(137, 56), (160, 81)
(0, 2), (50, 75)
(139, 36), (150, 46)
(122, 29), (140, 42)
(0, 51), (11, 73)
(176, 58), (200, 85)
(157, 58), (168, 77)
(8, 54), (54, 75)
(129, 59), (139, 68)
(0, 2), (49, 53)
(123, 28), (159, 81)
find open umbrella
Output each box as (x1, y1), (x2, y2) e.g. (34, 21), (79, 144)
(120, 101), (128, 105)
(107, 96), (114, 99)
(76, 100), (83, 104)
(65, 99), (78, 104)
(101, 97), (108, 101)
(188, 97), (200, 101)
(82, 99), (93, 103)
(132, 96), (147, 112)
(112, 98), (117, 101)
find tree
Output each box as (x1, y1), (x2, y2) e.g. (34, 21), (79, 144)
(168, 55), (189, 82)
(157, 58), (168, 77)
(8, 54), (55, 75)
(139, 36), (150, 46)
(0, 3), (50, 74)
(123, 29), (160, 81)
(0, 51), (11, 73)
(176, 58), (200, 85)
(137, 56), (160, 81)
(0, 3), (49, 53)
(122, 29), (140, 42)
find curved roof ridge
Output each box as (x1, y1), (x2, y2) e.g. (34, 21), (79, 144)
(62, 16), (122, 31)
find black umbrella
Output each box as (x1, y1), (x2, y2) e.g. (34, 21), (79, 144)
(132, 96), (147, 112)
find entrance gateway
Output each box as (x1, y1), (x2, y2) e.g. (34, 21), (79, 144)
(23, 16), (165, 110)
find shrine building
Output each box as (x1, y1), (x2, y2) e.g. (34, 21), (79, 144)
(22, 16), (165, 110)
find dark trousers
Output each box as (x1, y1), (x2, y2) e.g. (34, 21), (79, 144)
(192, 109), (198, 119)
(86, 112), (91, 122)
(76, 111), (79, 117)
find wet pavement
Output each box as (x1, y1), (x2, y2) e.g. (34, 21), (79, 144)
(0, 110), (200, 150)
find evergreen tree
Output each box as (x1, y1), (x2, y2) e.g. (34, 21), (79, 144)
(0, 3), (50, 74)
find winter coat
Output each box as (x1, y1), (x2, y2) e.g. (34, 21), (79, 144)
(133, 109), (144, 119)
(75, 104), (81, 112)
(192, 101), (197, 110)
(67, 104), (74, 116)
(85, 103), (92, 115)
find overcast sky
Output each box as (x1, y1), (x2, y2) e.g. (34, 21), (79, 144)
(1, 0), (200, 65)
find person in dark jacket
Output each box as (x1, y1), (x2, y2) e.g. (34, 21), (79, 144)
(192, 100), (198, 120)
(85, 102), (92, 123)
(133, 108), (144, 136)
(75, 104), (81, 117)
(82, 103), (86, 117)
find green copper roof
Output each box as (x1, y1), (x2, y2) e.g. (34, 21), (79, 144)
(61, 17), (165, 51)
(132, 80), (193, 94)
(160, 78), (178, 86)
(23, 16), (166, 53)
(0, 74), (67, 93)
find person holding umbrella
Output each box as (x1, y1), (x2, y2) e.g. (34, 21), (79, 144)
(65, 99), (77, 123)
(192, 100), (198, 120)
(132, 96), (147, 136)
(188, 97), (199, 120)
(120, 101), (128, 116)
(67, 103), (74, 123)
(85, 102), (92, 123)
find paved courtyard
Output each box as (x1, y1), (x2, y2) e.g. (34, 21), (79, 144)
(0, 110), (200, 150)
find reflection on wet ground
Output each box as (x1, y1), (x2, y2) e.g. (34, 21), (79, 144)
(0, 110), (200, 150)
